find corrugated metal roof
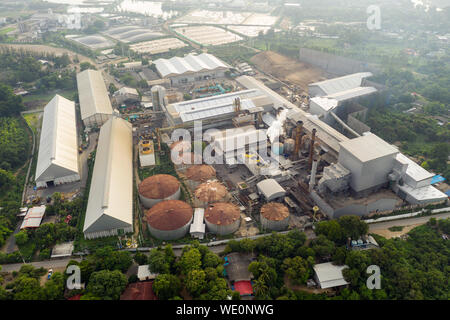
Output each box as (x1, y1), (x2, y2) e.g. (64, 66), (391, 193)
(398, 184), (448, 202)
(313, 262), (349, 289)
(170, 89), (260, 123)
(260, 202), (289, 221)
(396, 153), (434, 183)
(83, 117), (133, 234)
(20, 205), (46, 229)
(309, 72), (373, 96)
(154, 53), (230, 78)
(190, 208), (205, 234)
(326, 86), (377, 102)
(339, 133), (398, 163)
(195, 180), (228, 202)
(257, 179), (286, 201)
(77, 69), (113, 121)
(185, 165), (216, 182)
(35, 95), (80, 183)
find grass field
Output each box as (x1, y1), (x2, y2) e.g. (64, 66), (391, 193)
(0, 27), (15, 35)
(22, 89), (76, 107)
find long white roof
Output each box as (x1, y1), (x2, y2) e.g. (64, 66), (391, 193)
(170, 89), (261, 123)
(35, 95), (80, 182)
(309, 72), (373, 96)
(396, 153), (434, 183)
(83, 117), (133, 234)
(77, 69), (113, 121)
(313, 262), (349, 289)
(154, 53), (230, 78)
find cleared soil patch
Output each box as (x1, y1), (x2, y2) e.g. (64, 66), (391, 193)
(250, 51), (327, 92)
(371, 224), (422, 239)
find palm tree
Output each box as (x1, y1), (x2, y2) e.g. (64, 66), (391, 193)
(253, 279), (268, 298)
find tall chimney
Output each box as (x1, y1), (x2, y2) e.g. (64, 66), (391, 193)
(293, 121), (303, 160)
(309, 155), (320, 192)
(309, 128), (317, 167)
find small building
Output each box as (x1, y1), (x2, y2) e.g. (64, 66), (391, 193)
(137, 265), (158, 281)
(256, 179), (286, 201)
(51, 241), (74, 258)
(190, 208), (206, 240)
(113, 87), (140, 105)
(35, 95), (80, 188)
(313, 262), (349, 290)
(20, 205), (46, 230)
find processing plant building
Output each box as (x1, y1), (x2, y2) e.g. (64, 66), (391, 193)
(153, 53), (230, 86)
(35, 95), (80, 188)
(77, 69), (113, 128)
(83, 117), (133, 239)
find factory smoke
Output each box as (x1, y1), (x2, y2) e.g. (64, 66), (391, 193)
(266, 109), (288, 144)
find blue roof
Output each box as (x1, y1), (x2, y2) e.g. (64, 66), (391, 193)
(431, 175), (446, 185)
(445, 190), (450, 197)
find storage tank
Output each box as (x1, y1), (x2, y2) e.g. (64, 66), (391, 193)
(138, 174), (181, 208)
(194, 180), (229, 208)
(260, 202), (290, 231)
(272, 142), (284, 155)
(185, 164), (216, 190)
(146, 200), (193, 240)
(284, 138), (295, 155)
(204, 202), (241, 235)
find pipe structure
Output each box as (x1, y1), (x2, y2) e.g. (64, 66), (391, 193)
(309, 156), (320, 192)
(293, 121), (303, 160)
(308, 128), (317, 167)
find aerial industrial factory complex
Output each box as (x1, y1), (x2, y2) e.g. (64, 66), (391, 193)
(32, 51), (447, 242)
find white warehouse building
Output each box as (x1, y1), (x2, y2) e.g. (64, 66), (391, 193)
(83, 117), (133, 239)
(77, 69), (113, 128)
(154, 53), (230, 86)
(35, 95), (80, 188)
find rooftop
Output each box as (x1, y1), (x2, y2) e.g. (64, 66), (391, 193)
(139, 174), (180, 200)
(195, 181), (228, 203)
(146, 200), (193, 231)
(396, 153), (434, 182)
(309, 72), (373, 96)
(204, 202), (240, 226)
(260, 202), (290, 221)
(339, 133), (398, 163)
(313, 262), (349, 289)
(154, 53), (230, 78)
(120, 282), (157, 300)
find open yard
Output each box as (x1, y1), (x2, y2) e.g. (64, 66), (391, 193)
(250, 51), (327, 92)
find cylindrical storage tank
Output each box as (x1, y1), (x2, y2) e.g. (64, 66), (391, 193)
(272, 142), (284, 155)
(260, 202), (290, 231)
(170, 140), (191, 155)
(185, 164), (216, 190)
(284, 138), (295, 155)
(194, 180), (229, 208)
(139, 174), (181, 209)
(204, 202), (241, 235)
(146, 200), (193, 240)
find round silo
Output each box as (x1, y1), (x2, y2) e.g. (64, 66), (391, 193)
(284, 138), (295, 156)
(204, 202), (241, 236)
(146, 200), (193, 240)
(185, 164), (216, 190)
(194, 180), (229, 208)
(173, 152), (203, 170)
(260, 202), (290, 231)
(139, 174), (181, 208)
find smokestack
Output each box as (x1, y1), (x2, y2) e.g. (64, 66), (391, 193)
(293, 121), (303, 160)
(309, 128), (317, 167)
(309, 155), (320, 192)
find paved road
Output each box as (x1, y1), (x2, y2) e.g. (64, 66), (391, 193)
(1, 257), (82, 273)
(368, 212), (450, 231)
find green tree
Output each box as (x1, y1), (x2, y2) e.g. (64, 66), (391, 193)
(315, 220), (344, 243)
(44, 272), (65, 300)
(282, 256), (310, 285)
(153, 274), (181, 300)
(178, 247), (202, 275)
(185, 269), (207, 297)
(338, 216), (368, 239)
(86, 270), (128, 300)
(134, 251), (148, 265)
(13, 277), (44, 300)
(148, 248), (170, 274)
(14, 230), (28, 246)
